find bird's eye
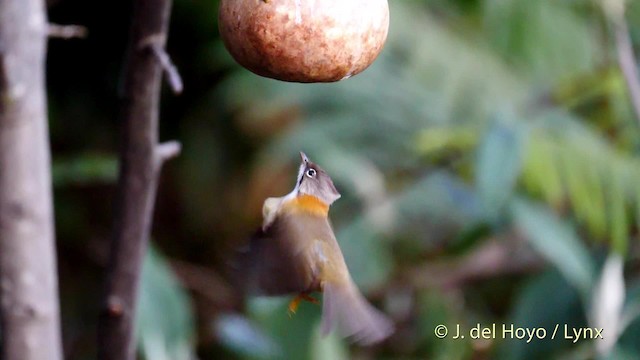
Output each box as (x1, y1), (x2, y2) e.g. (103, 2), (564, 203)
(306, 168), (316, 178)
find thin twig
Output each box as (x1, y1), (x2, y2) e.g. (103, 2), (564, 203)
(405, 237), (543, 290)
(612, 11), (640, 124)
(149, 43), (183, 94)
(139, 35), (183, 94)
(156, 140), (182, 162)
(47, 23), (88, 39)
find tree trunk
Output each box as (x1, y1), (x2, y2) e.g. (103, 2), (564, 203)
(0, 0), (63, 359)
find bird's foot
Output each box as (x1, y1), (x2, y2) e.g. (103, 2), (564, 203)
(288, 293), (319, 316)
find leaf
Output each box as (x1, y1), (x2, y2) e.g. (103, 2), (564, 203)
(483, 0), (598, 81)
(247, 297), (320, 360)
(415, 126), (479, 158)
(310, 323), (348, 360)
(608, 163), (628, 255)
(520, 136), (564, 208)
(618, 282), (640, 356)
(136, 246), (195, 360)
(337, 218), (393, 292)
(498, 269), (585, 360)
(52, 154), (117, 187)
(511, 199), (595, 297)
(622, 282), (640, 333)
(475, 117), (526, 222)
(519, 116), (640, 251)
(417, 291), (472, 360)
(393, 171), (483, 251)
(214, 313), (281, 359)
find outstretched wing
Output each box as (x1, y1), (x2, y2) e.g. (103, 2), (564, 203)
(231, 213), (317, 296)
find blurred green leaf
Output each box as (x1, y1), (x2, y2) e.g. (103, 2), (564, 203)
(417, 291), (471, 360)
(214, 313), (281, 359)
(511, 199), (594, 297)
(392, 171), (484, 253)
(483, 0), (598, 81)
(338, 218), (393, 292)
(498, 270), (586, 360)
(247, 297), (320, 360)
(310, 323), (348, 360)
(475, 116), (526, 222)
(605, 346), (640, 360)
(618, 282), (640, 356)
(415, 126), (479, 158)
(136, 246), (195, 360)
(52, 154), (117, 187)
(608, 165), (628, 255)
(521, 136), (564, 207)
(519, 113), (640, 252)
(625, 286), (640, 323)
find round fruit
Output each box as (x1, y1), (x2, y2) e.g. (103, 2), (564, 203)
(218, 0), (389, 83)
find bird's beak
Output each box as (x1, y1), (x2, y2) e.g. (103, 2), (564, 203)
(293, 152), (308, 193)
(300, 151), (309, 164)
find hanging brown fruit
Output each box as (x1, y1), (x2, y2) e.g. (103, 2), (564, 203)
(218, 0), (389, 83)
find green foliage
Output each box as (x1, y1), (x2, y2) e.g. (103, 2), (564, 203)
(136, 246), (195, 360)
(618, 283), (640, 355)
(417, 291), (473, 360)
(483, 0), (599, 81)
(52, 154), (117, 187)
(520, 115), (640, 255)
(512, 199), (595, 298)
(498, 270), (586, 360)
(475, 117), (527, 222)
(214, 313), (281, 359)
(245, 297), (322, 360)
(47, 0), (640, 358)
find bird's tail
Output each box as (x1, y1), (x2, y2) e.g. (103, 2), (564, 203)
(321, 280), (394, 345)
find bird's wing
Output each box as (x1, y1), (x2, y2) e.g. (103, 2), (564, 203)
(232, 211), (322, 296)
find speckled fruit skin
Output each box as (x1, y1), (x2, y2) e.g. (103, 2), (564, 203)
(218, 0), (389, 83)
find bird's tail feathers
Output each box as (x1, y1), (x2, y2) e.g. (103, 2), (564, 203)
(321, 281), (394, 345)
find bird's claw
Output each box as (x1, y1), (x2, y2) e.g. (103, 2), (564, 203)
(288, 293), (319, 316)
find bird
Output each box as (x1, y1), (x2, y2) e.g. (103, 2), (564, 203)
(232, 152), (394, 345)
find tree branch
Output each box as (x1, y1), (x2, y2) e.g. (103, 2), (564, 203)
(148, 41), (183, 94)
(611, 5), (640, 124)
(405, 236), (543, 290)
(156, 140), (182, 163)
(47, 23), (88, 39)
(97, 0), (179, 359)
(0, 0), (63, 359)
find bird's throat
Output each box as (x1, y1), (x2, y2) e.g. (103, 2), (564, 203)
(282, 194), (330, 217)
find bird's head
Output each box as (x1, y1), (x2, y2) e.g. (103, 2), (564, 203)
(294, 152), (341, 206)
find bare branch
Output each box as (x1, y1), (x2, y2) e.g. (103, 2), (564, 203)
(156, 140), (182, 163)
(97, 0), (178, 359)
(139, 34), (183, 94)
(47, 23), (88, 39)
(150, 43), (183, 94)
(0, 0), (63, 359)
(405, 236), (543, 290)
(611, 8), (640, 123)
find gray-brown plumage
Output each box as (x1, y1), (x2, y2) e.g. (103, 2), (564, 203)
(233, 152), (394, 345)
